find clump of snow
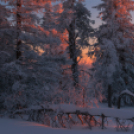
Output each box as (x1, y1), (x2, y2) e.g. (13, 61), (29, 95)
(120, 89), (134, 98)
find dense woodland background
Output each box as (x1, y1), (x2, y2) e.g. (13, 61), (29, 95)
(0, 0), (134, 115)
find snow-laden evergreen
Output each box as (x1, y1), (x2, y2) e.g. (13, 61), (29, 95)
(57, 0), (94, 87)
(0, 0), (94, 112)
(90, 0), (134, 107)
(0, 0), (72, 112)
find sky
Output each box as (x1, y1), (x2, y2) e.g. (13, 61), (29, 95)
(84, 0), (134, 28)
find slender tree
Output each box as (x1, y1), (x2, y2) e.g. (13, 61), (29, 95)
(0, 3), (15, 57)
(58, 0), (94, 87)
(16, 0), (22, 59)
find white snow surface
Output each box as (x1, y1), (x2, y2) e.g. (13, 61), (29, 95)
(16, 103), (134, 119)
(89, 108), (134, 119)
(6, 103), (134, 134)
(0, 117), (133, 134)
(46, 103), (134, 119)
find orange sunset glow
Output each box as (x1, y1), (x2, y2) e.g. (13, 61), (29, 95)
(78, 48), (94, 68)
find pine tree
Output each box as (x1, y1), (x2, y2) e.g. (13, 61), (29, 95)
(0, 3), (15, 58)
(91, 0), (134, 107)
(0, 0), (57, 59)
(58, 0), (94, 87)
(0, 0), (72, 111)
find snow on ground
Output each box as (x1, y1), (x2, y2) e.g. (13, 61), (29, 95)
(0, 117), (134, 134)
(45, 103), (134, 119)
(1, 102), (134, 134)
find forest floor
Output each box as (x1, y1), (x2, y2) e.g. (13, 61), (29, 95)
(0, 117), (134, 134)
(1, 103), (134, 134)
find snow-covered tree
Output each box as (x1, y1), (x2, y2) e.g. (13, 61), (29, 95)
(0, 3), (16, 58)
(0, 49), (71, 112)
(0, 0), (73, 112)
(90, 0), (134, 107)
(57, 0), (94, 87)
(0, 0), (57, 60)
(40, 2), (75, 104)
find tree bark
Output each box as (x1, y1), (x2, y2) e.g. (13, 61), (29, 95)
(117, 96), (121, 109)
(68, 19), (79, 87)
(16, 0), (21, 59)
(108, 85), (112, 108)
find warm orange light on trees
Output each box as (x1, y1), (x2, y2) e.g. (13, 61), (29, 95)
(113, 0), (134, 38)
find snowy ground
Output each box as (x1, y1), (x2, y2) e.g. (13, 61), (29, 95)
(1, 102), (134, 134)
(0, 117), (134, 134)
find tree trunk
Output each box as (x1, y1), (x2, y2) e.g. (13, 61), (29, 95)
(16, 0), (21, 59)
(108, 85), (112, 108)
(68, 19), (79, 87)
(117, 96), (121, 109)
